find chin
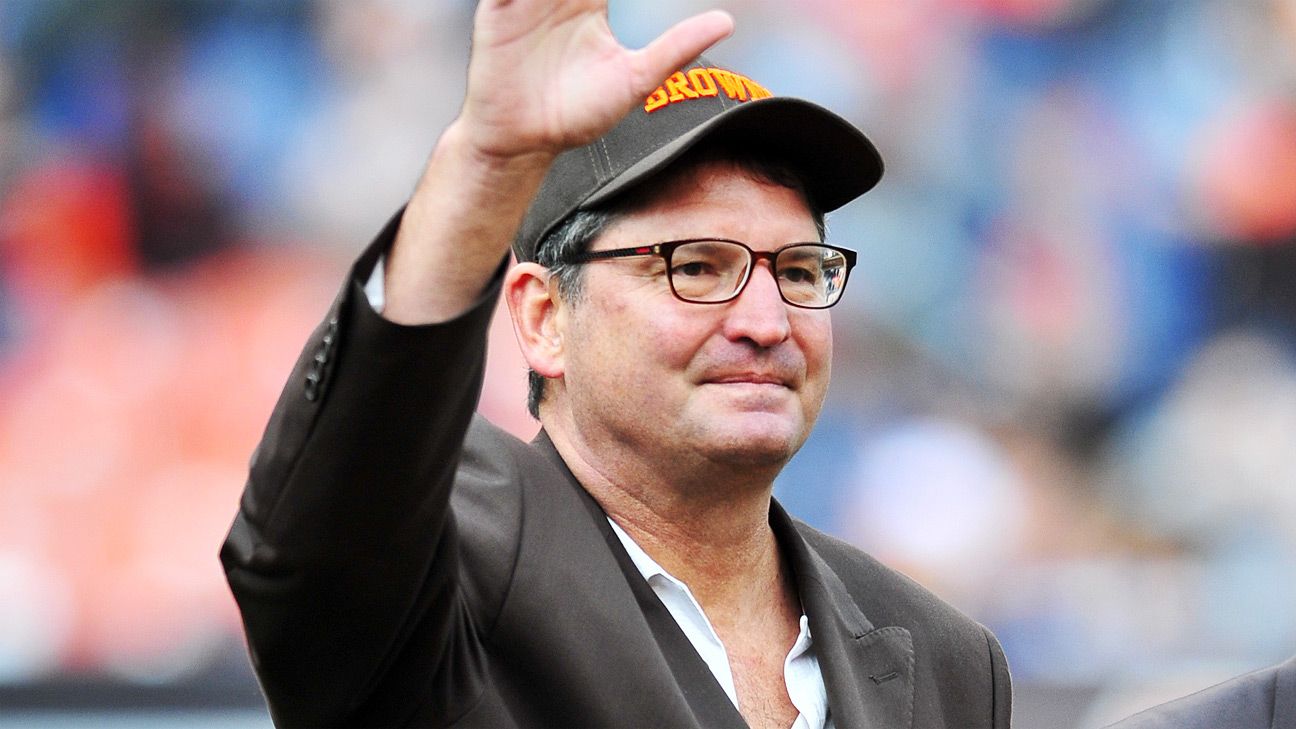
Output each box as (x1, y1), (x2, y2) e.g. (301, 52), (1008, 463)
(699, 418), (806, 468)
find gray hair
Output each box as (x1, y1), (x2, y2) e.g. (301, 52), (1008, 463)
(526, 209), (616, 418)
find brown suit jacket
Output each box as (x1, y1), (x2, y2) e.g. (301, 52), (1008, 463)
(221, 219), (1013, 728)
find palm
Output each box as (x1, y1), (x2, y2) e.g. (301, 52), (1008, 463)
(462, 0), (732, 158)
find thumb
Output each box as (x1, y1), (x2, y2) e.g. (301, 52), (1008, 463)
(629, 10), (735, 97)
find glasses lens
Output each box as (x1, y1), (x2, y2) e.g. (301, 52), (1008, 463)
(668, 240), (750, 302)
(776, 244), (848, 307)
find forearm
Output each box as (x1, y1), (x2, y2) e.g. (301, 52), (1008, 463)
(221, 227), (504, 722)
(379, 0), (733, 325)
(239, 284), (497, 556)
(382, 120), (554, 325)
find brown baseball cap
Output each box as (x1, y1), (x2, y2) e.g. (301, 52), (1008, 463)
(512, 55), (884, 262)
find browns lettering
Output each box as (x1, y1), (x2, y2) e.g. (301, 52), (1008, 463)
(644, 67), (773, 113)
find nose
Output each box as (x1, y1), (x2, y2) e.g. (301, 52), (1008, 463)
(722, 261), (791, 348)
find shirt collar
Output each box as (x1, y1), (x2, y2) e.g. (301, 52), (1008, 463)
(607, 518), (671, 582)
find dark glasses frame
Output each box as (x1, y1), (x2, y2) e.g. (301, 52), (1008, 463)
(560, 238), (857, 309)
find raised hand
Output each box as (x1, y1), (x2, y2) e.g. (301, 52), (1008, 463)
(383, 1), (732, 325)
(461, 0), (734, 159)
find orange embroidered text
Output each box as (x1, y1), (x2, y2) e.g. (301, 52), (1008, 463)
(644, 68), (772, 113)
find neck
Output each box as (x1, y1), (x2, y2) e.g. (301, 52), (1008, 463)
(543, 421), (791, 616)
(611, 496), (786, 621)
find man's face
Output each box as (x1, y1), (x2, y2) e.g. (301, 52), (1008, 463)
(554, 160), (833, 476)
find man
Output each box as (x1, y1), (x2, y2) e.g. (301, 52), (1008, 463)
(1107, 656), (1296, 729)
(221, 2), (1012, 727)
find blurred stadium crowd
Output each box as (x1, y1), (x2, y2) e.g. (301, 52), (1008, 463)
(1, 1), (1293, 726)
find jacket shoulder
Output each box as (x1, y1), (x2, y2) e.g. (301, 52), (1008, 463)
(450, 415), (543, 621)
(1107, 658), (1293, 729)
(793, 520), (986, 636)
(790, 518), (1013, 728)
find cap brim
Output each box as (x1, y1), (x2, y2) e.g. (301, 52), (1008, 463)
(581, 96), (883, 213)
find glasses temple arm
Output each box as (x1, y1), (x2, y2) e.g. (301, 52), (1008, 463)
(566, 245), (661, 263)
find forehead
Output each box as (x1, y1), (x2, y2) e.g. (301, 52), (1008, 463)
(594, 160), (820, 248)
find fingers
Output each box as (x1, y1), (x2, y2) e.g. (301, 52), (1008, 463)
(630, 10), (735, 97)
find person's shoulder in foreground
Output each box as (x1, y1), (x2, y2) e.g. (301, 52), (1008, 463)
(1105, 655), (1296, 729)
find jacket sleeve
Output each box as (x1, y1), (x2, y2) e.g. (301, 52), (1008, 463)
(220, 211), (508, 726)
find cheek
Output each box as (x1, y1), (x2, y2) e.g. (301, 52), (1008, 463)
(603, 296), (712, 368)
(566, 295), (688, 381)
(647, 315), (710, 366)
(796, 315), (834, 373)
(798, 321), (833, 427)
(572, 275), (784, 381)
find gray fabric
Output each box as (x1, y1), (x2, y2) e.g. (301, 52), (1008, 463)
(1107, 656), (1296, 729)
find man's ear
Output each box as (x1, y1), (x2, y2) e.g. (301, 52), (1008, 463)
(504, 262), (565, 379)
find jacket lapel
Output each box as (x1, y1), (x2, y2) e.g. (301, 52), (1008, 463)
(771, 502), (915, 729)
(583, 480), (751, 729)
(499, 430), (745, 729)
(512, 431), (915, 729)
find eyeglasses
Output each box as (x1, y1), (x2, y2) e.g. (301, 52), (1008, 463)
(560, 238), (857, 309)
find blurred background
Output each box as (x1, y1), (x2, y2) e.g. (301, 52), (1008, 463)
(1, 0), (1293, 726)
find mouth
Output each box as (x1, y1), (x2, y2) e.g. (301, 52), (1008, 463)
(704, 373), (794, 389)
